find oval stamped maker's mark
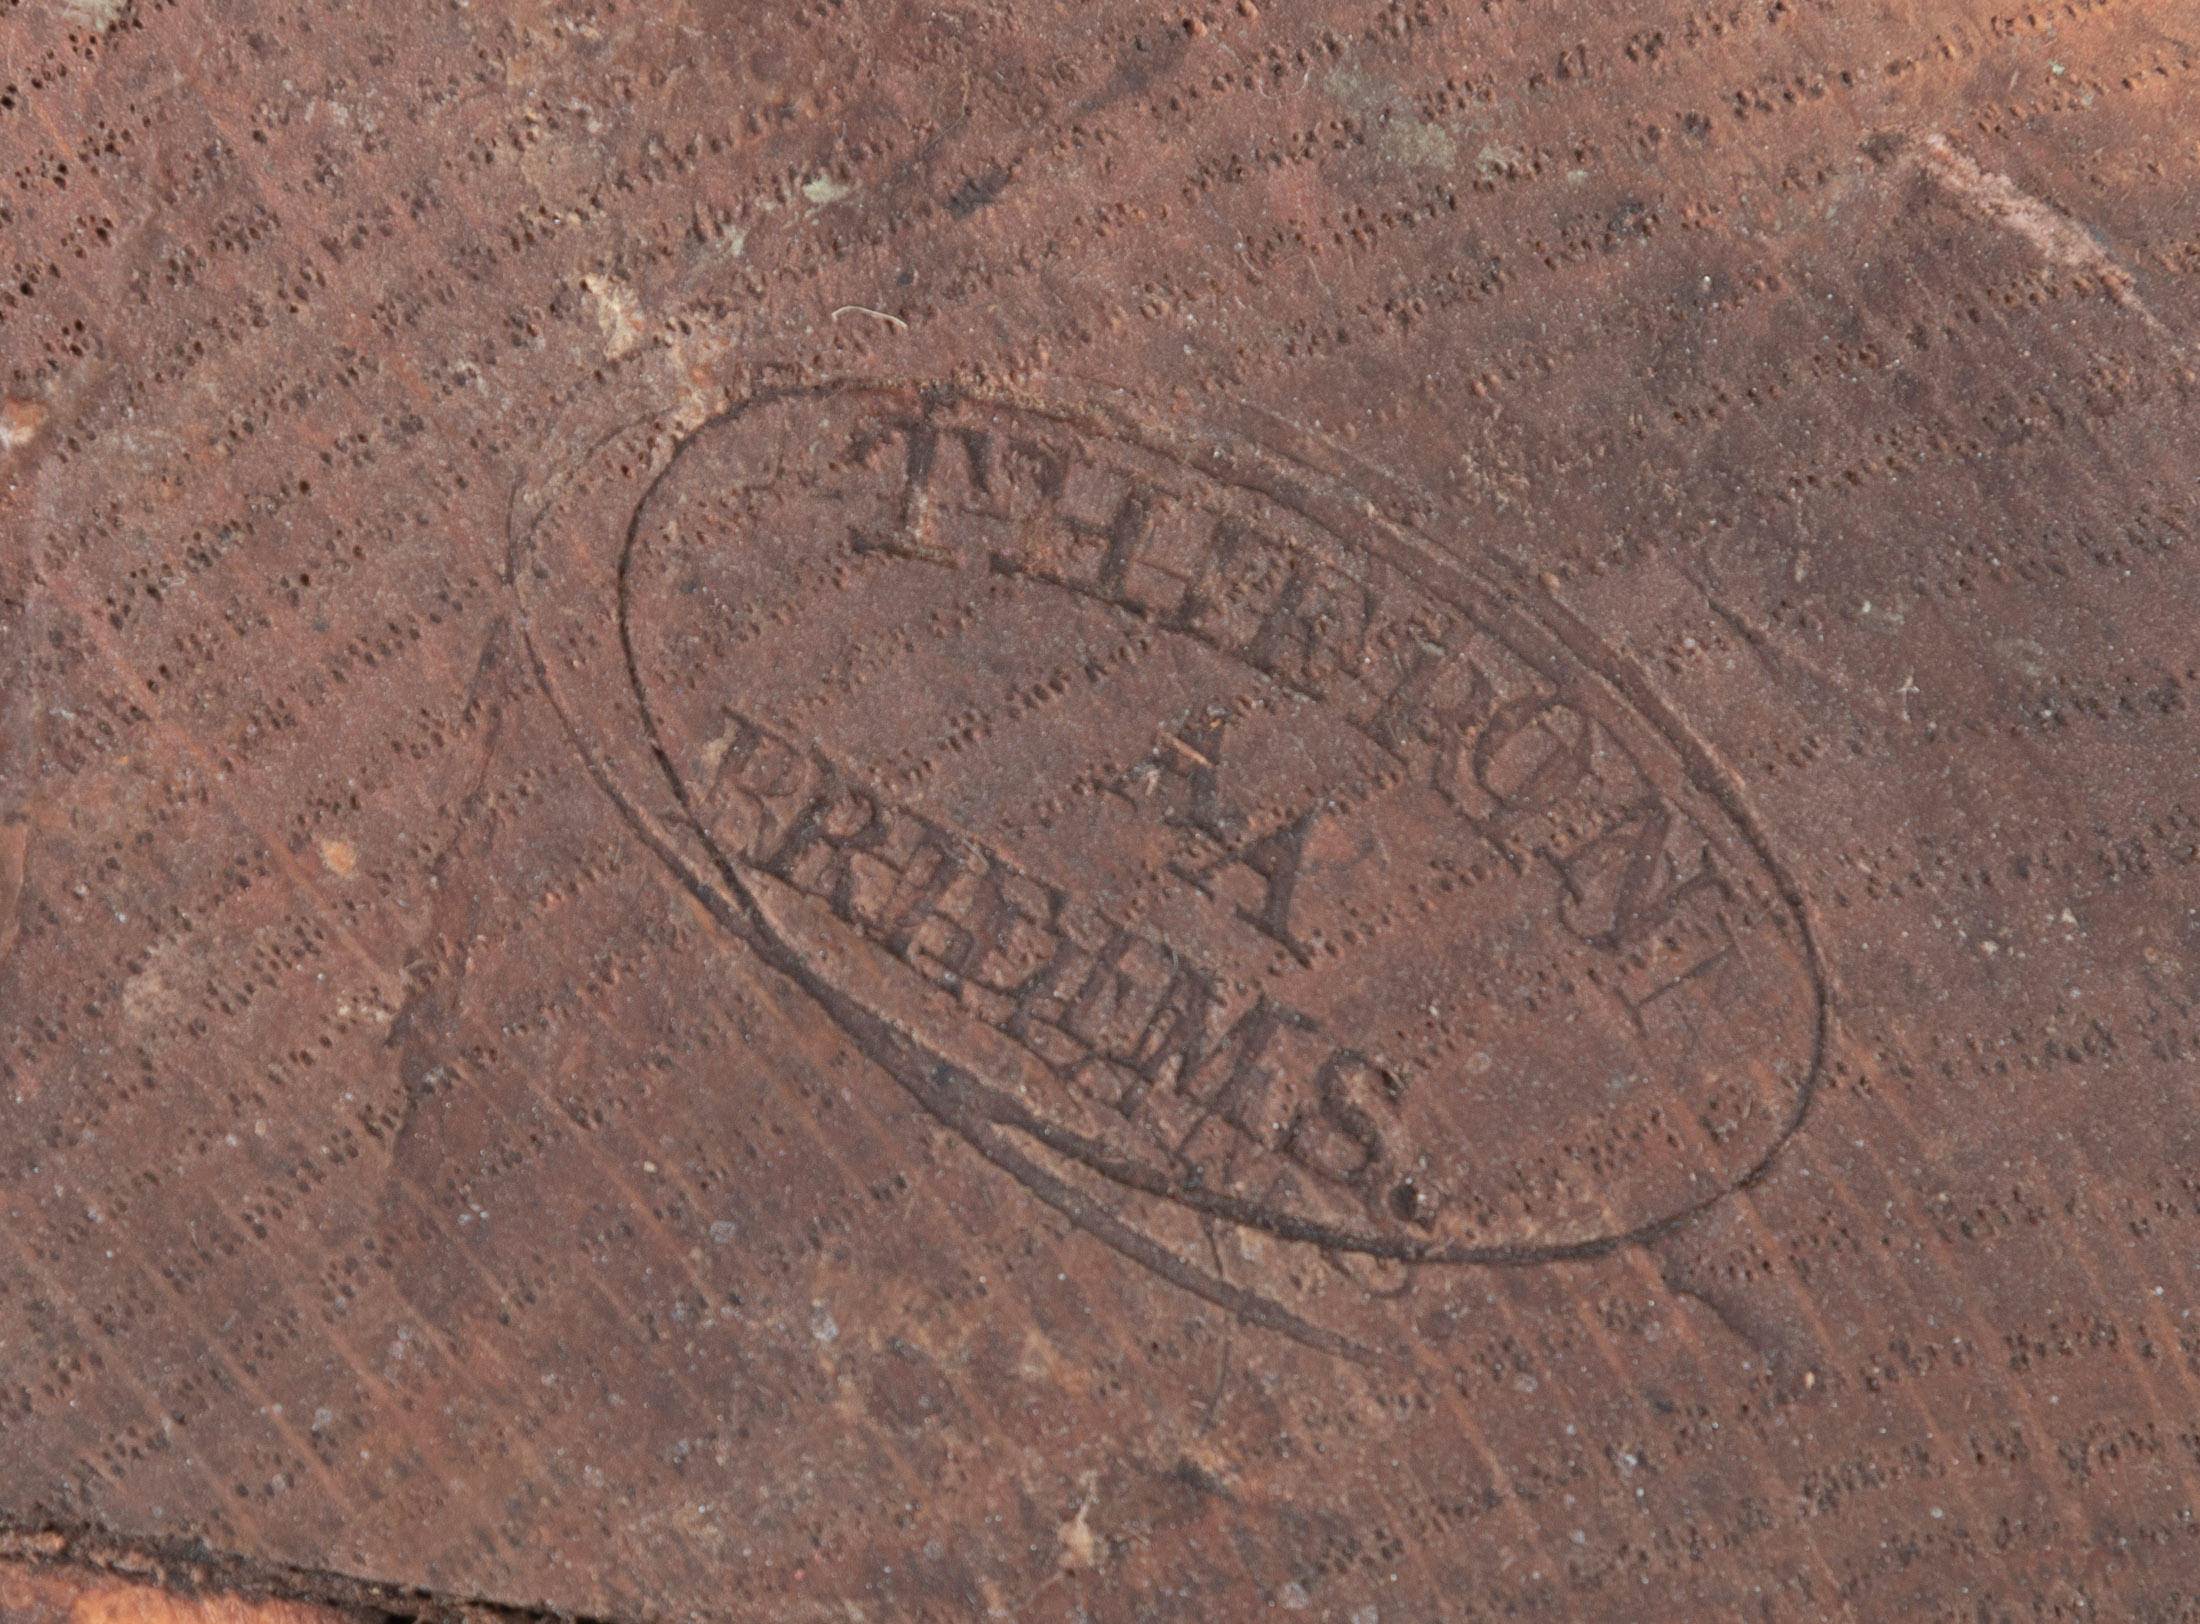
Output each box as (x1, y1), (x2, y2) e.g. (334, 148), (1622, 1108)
(517, 381), (1826, 1354)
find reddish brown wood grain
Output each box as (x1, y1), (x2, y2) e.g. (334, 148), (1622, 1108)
(3, 0), (2199, 1619)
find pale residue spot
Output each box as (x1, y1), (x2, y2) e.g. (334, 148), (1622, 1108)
(830, 305), (907, 331)
(1327, 64), (1455, 171)
(55, 0), (126, 26)
(1919, 133), (2172, 341)
(319, 839), (358, 878)
(121, 964), (180, 1026)
(801, 174), (856, 206)
(579, 273), (645, 360)
(1056, 1482), (1101, 1572)
(1994, 637), (2051, 680)
(0, 399), (47, 452)
(693, 716), (739, 788)
(1476, 142), (1525, 180)
(1385, 119), (1456, 171)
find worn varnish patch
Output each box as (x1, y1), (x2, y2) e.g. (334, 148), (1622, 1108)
(3, 0), (2198, 1620)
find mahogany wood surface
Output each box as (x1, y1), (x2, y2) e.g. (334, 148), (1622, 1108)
(3, 0), (2199, 1618)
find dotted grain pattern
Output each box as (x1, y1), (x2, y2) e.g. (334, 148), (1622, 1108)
(0, 0), (2196, 1621)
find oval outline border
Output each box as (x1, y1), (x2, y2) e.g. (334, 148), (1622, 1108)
(517, 374), (1830, 1278)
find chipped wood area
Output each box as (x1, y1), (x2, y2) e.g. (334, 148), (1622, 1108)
(0, 1554), (355, 1624)
(3, 0), (2199, 1620)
